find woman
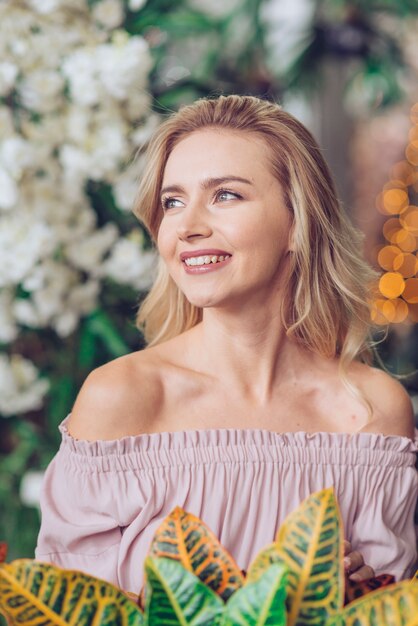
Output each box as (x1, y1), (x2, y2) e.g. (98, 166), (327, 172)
(36, 95), (418, 593)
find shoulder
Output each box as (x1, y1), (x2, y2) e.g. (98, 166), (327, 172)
(67, 349), (164, 441)
(349, 363), (415, 439)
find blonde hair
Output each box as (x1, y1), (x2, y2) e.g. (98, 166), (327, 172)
(133, 95), (378, 401)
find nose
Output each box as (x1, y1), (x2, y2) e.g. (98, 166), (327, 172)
(176, 202), (212, 241)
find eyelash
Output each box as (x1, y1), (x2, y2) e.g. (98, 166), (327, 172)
(161, 188), (242, 210)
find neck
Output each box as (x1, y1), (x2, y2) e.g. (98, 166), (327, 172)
(185, 303), (314, 406)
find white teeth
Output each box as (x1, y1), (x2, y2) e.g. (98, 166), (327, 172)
(184, 254), (230, 266)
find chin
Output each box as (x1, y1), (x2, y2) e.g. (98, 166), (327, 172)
(185, 296), (219, 308)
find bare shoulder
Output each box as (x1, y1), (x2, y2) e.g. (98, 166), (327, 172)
(68, 349), (164, 441)
(349, 362), (415, 439)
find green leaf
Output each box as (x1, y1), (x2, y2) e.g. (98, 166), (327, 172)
(47, 374), (75, 435)
(147, 507), (244, 601)
(221, 563), (288, 626)
(249, 487), (344, 626)
(0, 560), (144, 626)
(86, 310), (129, 357)
(145, 556), (225, 626)
(326, 580), (418, 626)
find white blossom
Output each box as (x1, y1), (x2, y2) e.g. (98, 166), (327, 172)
(0, 214), (54, 287)
(13, 298), (41, 328)
(53, 310), (79, 337)
(0, 354), (49, 417)
(113, 156), (146, 210)
(0, 137), (35, 179)
(131, 113), (160, 148)
(0, 167), (18, 210)
(129, 0), (147, 10)
(20, 470), (45, 508)
(18, 69), (65, 114)
(0, 0), (154, 414)
(93, 0), (124, 30)
(104, 232), (156, 289)
(62, 48), (102, 106)
(64, 223), (119, 274)
(0, 62), (18, 97)
(26, 0), (69, 14)
(96, 34), (152, 100)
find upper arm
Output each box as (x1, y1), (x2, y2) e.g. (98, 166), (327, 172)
(358, 367), (415, 439)
(68, 355), (161, 441)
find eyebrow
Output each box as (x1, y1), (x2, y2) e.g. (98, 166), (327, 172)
(160, 176), (253, 196)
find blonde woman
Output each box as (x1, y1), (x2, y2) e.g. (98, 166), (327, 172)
(36, 95), (418, 593)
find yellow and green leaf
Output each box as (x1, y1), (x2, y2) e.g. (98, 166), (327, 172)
(147, 507), (244, 600)
(246, 543), (285, 584)
(221, 562), (288, 626)
(144, 556), (225, 626)
(259, 487), (344, 626)
(413, 569), (418, 581)
(326, 580), (418, 626)
(0, 560), (144, 626)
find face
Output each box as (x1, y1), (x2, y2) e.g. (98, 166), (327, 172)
(157, 129), (293, 310)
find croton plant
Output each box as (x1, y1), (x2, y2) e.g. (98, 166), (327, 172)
(0, 488), (417, 625)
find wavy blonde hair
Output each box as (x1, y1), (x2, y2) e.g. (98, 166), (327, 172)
(133, 95), (378, 399)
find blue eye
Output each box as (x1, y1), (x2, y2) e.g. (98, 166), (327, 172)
(216, 190), (240, 202)
(162, 197), (182, 210)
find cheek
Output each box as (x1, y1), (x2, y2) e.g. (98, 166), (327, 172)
(156, 223), (172, 260)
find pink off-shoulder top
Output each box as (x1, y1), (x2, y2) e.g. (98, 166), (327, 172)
(35, 416), (418, 593)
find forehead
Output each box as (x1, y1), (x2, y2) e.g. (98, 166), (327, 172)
(162, 129), (273, 183)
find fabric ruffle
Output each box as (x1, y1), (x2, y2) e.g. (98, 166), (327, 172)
(59, 415), (418, 472)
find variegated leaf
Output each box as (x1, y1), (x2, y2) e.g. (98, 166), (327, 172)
(148, 507), (244, 601)
(221, 562), (288, 626)
(0, 560), (144, 626)
(326, 580), (418, 626)
(145, 556), (225, 625)
(413, 569), (418, 581)
(275, 487), (344, 626)
(246, 543), (285, 585)
(344, 574), (395, 605)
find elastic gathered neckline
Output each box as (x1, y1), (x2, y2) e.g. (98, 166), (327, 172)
(59, 415), (418, 472)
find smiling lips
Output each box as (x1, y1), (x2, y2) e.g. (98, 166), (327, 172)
(180, 249), (232, 273)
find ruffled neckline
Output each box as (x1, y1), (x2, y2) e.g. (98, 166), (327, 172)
(58, 415), (418, 471)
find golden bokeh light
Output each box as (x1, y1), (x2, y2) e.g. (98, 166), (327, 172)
(385, 298), (409, 323)
(377, 245), (402, 271)
(382, 188), (409, 214)
(379, 272), (405, 298)
(406, 140), (418, 166)
(402, 278), (418, 304)
(371, 299), (392, 325)
(382, 180), (406, 191)
(409, 126), (418, 142)
(394, 230), (417, 252)
(393, 252), (418, 277)
(399, 206), (418, 235)
(383, 217), (402, 242)
(391, 160), (415, 185)
(373, 103), (417, 324)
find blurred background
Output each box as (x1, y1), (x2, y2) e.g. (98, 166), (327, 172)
(0, 0), (418, 561)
